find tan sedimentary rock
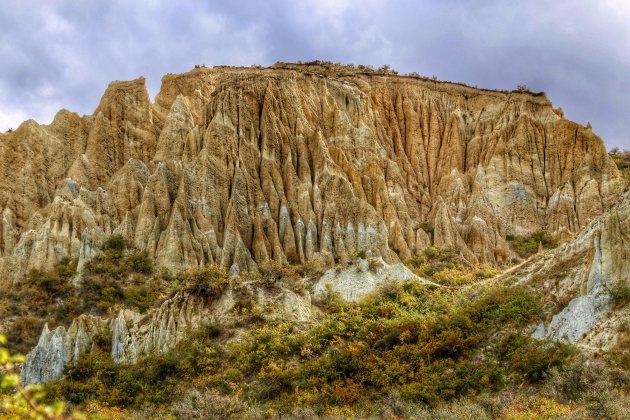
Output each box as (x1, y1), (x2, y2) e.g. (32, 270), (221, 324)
(313, 257), (435, 302)
(0, 65), (625, 280)
(19, 315), (109, 385)
(517, 189), (630, 349)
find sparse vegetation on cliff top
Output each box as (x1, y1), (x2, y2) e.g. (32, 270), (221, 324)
(266, 61), (547, 96)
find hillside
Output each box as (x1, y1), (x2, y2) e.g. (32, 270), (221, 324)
(2, 189), (623, 418)
(0, 63), (628, 419)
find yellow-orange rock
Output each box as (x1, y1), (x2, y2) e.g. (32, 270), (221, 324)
(0, 65), (625, 280)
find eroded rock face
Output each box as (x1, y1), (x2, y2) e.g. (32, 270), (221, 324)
(313, 257), (433, 302)
(522, 190), (630, 349)
(19, 316), (109, 385)
(0, 66), (625, 281)
(20, 282), (311, 385)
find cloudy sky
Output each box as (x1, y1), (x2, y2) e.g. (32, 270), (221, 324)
(1, 0), (628, 149)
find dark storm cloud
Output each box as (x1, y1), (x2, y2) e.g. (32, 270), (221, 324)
(1, 0), (628, 149)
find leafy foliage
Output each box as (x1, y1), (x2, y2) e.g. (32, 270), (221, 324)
(0, 236), (162, 354)
(507, 231), (558, 258)
(608, 280), (630, 308)
(45, 323), (224, 408)
(0, 259), (77, 354)
(418, 222), (434, 236)
(46, 282), (555, 414)
(498, 334), (575, 381)
(405, 246), (501, 286)
(8, 235), (626, 418)
(609, 148), (630, 181)
(175, 265), (229, 299)
(0, 335), (82, 419)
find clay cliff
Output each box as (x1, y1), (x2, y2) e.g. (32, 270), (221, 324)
(21, 190), (630, 385)
(516, 188), (630, 350)
(0, 64), (625, 281)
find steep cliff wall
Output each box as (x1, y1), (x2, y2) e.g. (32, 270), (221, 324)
(515, 189), (630, 350)
(0, 65), (624, 280)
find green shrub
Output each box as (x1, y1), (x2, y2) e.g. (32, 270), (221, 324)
(256, 260), (305, 293)
(120, 278), (165, 313)
(469, 287), (542, 325)
(508, 231), (558, 258)
(609, 149), (630, 181)
(419, 222), (434, 237)
(0, 258), (79, 353)
(168, 389), (253, 419)
(609, 281), (630, 308)
(313, 283), (346, 312)
(606, 333), (630, 372)
(296, 259), (326, 279)
(39, 262), (585, 416)
(404, 247), (481, 286)
(125, 251), (153, 274)
(102, 234), (126, 251)
(5, 316), (44, 354)
(354, 249), (367, 259)
(0, 240), (166, 355)
(368, 258), (384, 271)
(500, 335), (575, 381)
(179, 265), (229, 299)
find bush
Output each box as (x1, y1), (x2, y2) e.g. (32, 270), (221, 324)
(47, 323), (223, 409)
(404, 247), (488, 286)
(508, 231), (558, 258)
(36, 254), (600, 417)
(500, 335), (575, 381)
(609, 149), (630, 181)
(542, 353), (630, 417)
(419, 222), (434, 237)
(0, 237), (165, 355)
(606, 332), (630, 372)
(168, 389), (253, 419)
(125, 252), (153, 274)
(501, 396), (585, 419)
(120, 277), (165, 313)
(368, 258), (384, 271)
(296, 259), (326, 279)
(5, 316), (44, 354)
(609, 281), (630, 308)
(0, 258), (78, 353)
(256, 260), (303, 292)
(179, 265), (229, 299)
(102, 234), (126, 251)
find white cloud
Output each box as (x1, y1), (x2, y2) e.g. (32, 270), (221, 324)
(0, 108), (27, 132)
(604, 0), (630, 17)
(0, 0), (628, 149)
(42, 12), (74, 35)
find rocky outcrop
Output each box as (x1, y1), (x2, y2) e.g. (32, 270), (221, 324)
(19, 316), (109, 385)
(522, 189), (630, 349)
(20, 282), (311, 385)
(538, 234), (613, 343)
(0, 65), (625, 282)
(313, 257), (433, 301)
